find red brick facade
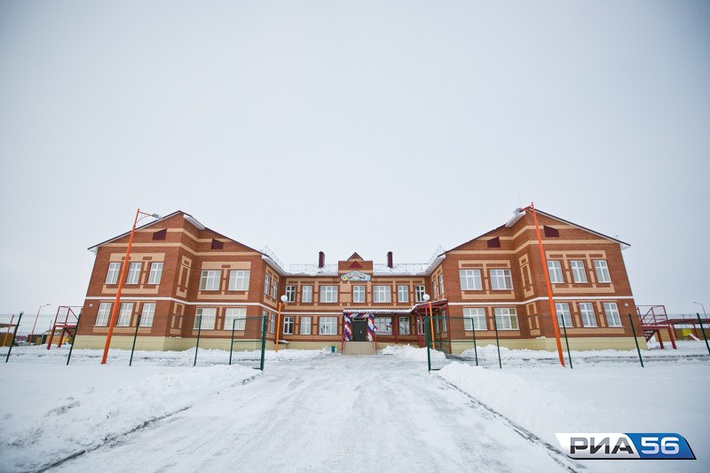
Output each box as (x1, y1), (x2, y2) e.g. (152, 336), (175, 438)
(76, 209), (642, 353)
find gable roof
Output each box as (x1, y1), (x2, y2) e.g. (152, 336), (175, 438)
(446, 207), (630, 254)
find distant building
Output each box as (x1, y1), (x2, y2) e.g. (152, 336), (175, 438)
(75, 209), (643, 354)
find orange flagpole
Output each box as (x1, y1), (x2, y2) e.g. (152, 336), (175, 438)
(529, 202), (565, 367)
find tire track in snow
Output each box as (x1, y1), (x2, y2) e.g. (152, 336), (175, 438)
(433, 374), (584, 473)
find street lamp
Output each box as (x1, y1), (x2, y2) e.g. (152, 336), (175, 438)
(275, 294), (288, 352)
(693, 301), (706, 317)
(423, 294), (435, 347)
(515, 203), (565, 367)
(29, 303), (51, 346)
(101, 209), (160, 365)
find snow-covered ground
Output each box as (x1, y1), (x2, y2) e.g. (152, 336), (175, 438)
(0, 344), (708, 472)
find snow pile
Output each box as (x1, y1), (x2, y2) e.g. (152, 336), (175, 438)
(380, 344), (447, 362)
(0, 364), (260, 472)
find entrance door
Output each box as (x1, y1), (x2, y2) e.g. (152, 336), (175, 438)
(352, 319), (368, 341)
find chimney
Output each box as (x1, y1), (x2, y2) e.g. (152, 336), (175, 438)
(318, 251), (325, 268)
(387, 251), (393, 268)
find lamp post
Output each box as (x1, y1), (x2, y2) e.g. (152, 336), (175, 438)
(423, 294), (435, 347)
(516, 203), (565, 367)
(694, 301), (707, 318)
(101, 209), (160, 365)
(29, 303), (50, 346)
(275, 295), (288, 352)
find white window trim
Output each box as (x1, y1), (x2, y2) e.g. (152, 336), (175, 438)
(224, 308), (247, 330)
(139, 302), (155, 327)
(319, 316), (337, 335)
(126, 262), (141, 284)
(494, 307), (518, 330)
(397, 285), (409, 303)
(373, 285), (391, 303)
(490, 269), (513, 290)
(95, 302), (112, 326)
(353, 285), (366, 304)
(579, 302), (597, 327)
(320, 286), (338, 303)
(105, 262), (121, 284)
(548, 261), (564, 284)
(200, 270), (221, 291)
(463, 308), (486, 331)
(301, 285), (313, 303)
(570, 260), (588, 283)
(595, 260), (612, 283)
(300, 316), (311, 335)
(228, 270), (250, 291)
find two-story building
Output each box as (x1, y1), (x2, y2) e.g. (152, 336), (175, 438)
(75, 208), (642, 354)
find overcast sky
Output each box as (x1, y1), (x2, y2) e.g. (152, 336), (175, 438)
(1, 1), (708, 329)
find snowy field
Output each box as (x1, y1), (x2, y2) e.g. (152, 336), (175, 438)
(0, 344), (708, 473)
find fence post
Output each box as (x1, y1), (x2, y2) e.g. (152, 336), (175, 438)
(629, 314), (644, 368)
(66, 311), (81, 366)
(194, 315), (203, 367)
(129, 314), (142, 367)
(560, 316), (573, 369)
(4, 312), (23, 363)
(229, 318), (236, 366)
(425, 315), (432, 372)
(259, 315), (267, 371)
(697, 313), (710, 355)
(471, 322), (479, 367)
(492, 313), (502, 369)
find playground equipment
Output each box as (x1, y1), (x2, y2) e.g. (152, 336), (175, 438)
(46, 306), (81, 349)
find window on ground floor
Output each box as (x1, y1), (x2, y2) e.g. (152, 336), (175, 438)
(283, 316), (294, 335)
(415, 285), (426, 302)
(117, 303), (133, 327)
(494, 307), (518, 330)
(604, 302), (621, 327)
(555, 303), (573, 328)
(399, 316), (410, 335)
(194, 308), (216, 330)
(224, 308), (246, 330)
(300, 316), (311, 335)
(95, 302), (111, 326)
(375, 317), (392, 335)
(319, 317), (337, 335)
(463, 308), (486, 331)
(140, 303), (155, 327)
(579, 303), (597, 327)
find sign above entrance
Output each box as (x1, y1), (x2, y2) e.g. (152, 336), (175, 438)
(341, 270), (371, 281)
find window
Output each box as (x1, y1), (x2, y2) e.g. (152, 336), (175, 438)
(544, 225), (560, 237)
(301, 285), (313, 303)
(224, 308), (246, 330)
(148, 262), (163, 285)
(319, 317), (337, 335)
(264, 275), (271, 295)
(570, 260), (588, 283)
(126, 262), (141, 284)
(490, 269), (513, 290)
(285, 285), (296, 302)
(375, 317), (392, 335)
(415, 285), (426, 302)
(604, 302), (621, 327)
(432, 278), (439, 298)
(399, 316), (410, 335)
(267, 311), (275, 333)
(353, 285), (365, 303)
(211, 239), (224, 250)
(300, 316), (311, 335)
(494, 308), (518, 330)
(140, 303), (155, 327)
(579, 303), (597, 327)
(228, 270), (250, 291)
(438, 275), (445, 295)
(487, 237), (501, 248)
(194, 308), (216, 330)
(152, 229), (167, 240)
(105, 262), (121, 284)
(459, 270), (482, 290)
(271, 278), (278, 299)
(555, 303), (573, 328)
(95, 303), (111, 326)
(463, 308), (486, 331)
(283, 316), (294, 335)
(373, 286), (391, 303)
(320, 286), (338, 303)
(200, 270), (221, 291)
(548, 260), (564, 283)
(117, 303), (133, 327)
(594, 260), (611, 283)
(397, 285), (409, 303)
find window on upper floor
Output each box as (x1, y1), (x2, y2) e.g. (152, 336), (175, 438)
(397, 285), (409, 303)
(271, 278), (278, 299)
(126, 262), (141, 284)
(264, 275), (271, 295)
(353, 285), (365, 304)
(438, 275), (444, 295)
(459, 270), (482, 290)
(490, 269), (513, 290)
(544, 225), (560, 237)
(200, 270), (221, 291)
(152, 229), (167, 240)
(148, 262), (163, 285)
(548, 260), (564, 284)
(373, 285), (391, 303)
(105, 262), (121, 284)
(301, 285), (313, 303)
(570, 260), (588, 283)
(594, 260), (611, 283)
(320, 286), (338, 303)
(285, 285), (296, 302)
(228, 270), (250, 291)
(415, 285), (426, 302)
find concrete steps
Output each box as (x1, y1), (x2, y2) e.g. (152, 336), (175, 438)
(342, 341), (377, 356)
